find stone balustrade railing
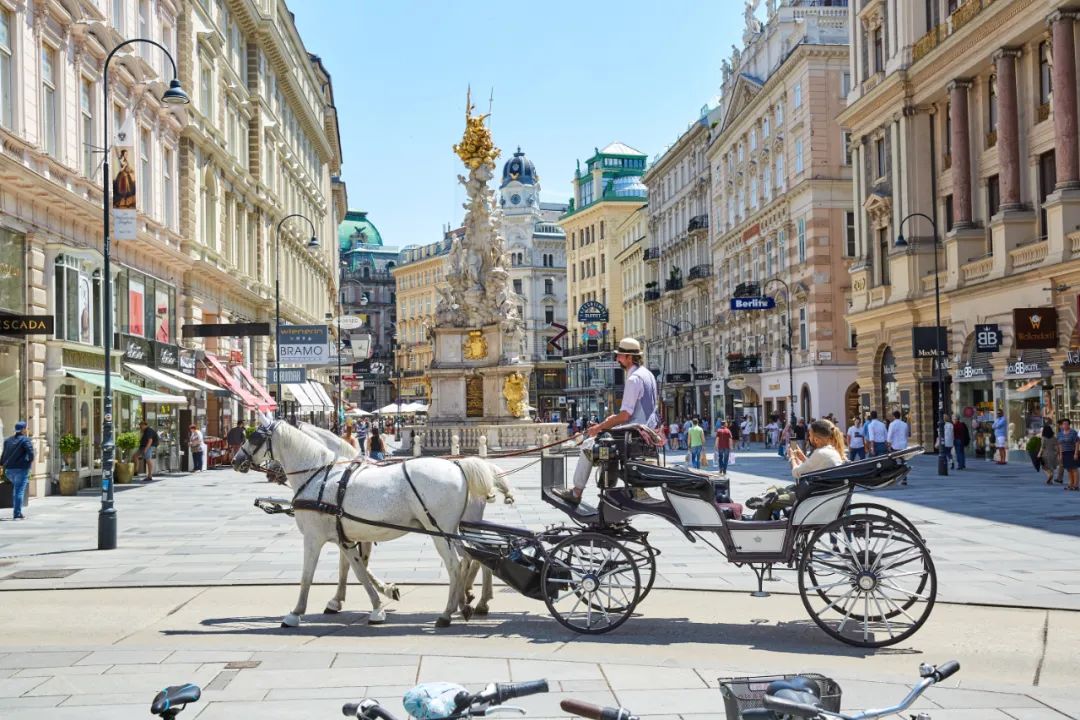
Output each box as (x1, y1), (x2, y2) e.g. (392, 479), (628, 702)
(403, 423), (567, 454)
(1009, 241), (1048, 269)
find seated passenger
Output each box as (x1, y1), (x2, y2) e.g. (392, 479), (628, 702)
(788, 418), (847, 479)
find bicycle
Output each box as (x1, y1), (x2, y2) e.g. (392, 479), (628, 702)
(559, 700), (638, 720)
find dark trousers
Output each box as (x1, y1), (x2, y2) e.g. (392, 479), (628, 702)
(192, 452), (204, 471)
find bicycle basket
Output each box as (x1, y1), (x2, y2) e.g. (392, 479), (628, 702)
(718, 673), (841, 720)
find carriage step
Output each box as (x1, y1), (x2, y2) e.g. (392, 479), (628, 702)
(255, 497), (295, 516)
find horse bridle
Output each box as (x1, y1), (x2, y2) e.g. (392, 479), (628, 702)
(233, 420), (278, 474)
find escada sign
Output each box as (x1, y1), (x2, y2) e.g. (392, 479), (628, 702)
(0, 314), (54, 336)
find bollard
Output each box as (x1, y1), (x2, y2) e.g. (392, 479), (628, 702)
(413, 433), (422, 457)
(478, 435), (487, 457)
(451, 434), (460, 456)
(541, 433), (551, 457)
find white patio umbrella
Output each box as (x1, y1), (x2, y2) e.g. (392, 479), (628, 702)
(401, 402), (429, 413)
(376, 402), (406, 414)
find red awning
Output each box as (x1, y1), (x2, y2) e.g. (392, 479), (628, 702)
(235, 364), (277, 411)
(203, 353), (263, 411)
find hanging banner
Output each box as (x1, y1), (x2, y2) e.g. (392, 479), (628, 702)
(975, 323), (1002, 352)
(1013, 307), (1058, 349)
(277, 324), (330, 364)
(911, 326), (948, 358)
(111, 115), (137, 241)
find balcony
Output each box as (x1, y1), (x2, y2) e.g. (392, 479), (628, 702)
(644, 289), (662, 302)
(688, 214), (709, 234)
(728, 356), (762, 375)
(664, 278), (683, 293)
(688, 264), (713, 282)
(912, 0), (999, 67)
(643, 247), (661, 261)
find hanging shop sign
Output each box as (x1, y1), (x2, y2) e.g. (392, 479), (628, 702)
(666, 373), (692, 383)
(0, 314), (54, 336)
(975, 323), (1002, 352)
(179, 349), (197, 376)
(1013, 308), (1058, 349)
(693, 372), (714, 381)
(730, 296), (775, 310)
(268, 367), (308, 384)
(277, 324), (329, 364)
(117, 333), (151, 365)
(911, 326), (948, 358)
(153, 342), (179, 370)
(576, 300), (609, 323)
(182, 322), (272, 337)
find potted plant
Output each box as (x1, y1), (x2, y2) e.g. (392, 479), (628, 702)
(58, 434), (81, 495)
(115, 432), (140, 484)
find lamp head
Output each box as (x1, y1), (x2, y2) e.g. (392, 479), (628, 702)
(162, 78), (190, 105)
(306, 235), (320, 251)
(895, 232), (909, 248)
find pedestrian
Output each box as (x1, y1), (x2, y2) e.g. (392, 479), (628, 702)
(135, 420), (159, 482)
(993, 409), (1008, 464)
(765, 418), (779, 448)
(729, 419), (741, 462)
(0, 420), (33, 519)
(862, 414), (874, 455)
(679, 418), (689, 451)
(1058, 418), (1080, 491)
(846, 417), (866, 461)
(866, 411), (888, 457)
(714, 421), (733, 475)
(366, 426), (386, 461)
(942, 415), (954, 469)
(794, 418), (808, 453)
(669, 419), (680, 451)
(740, 415), (753, 450)
(188, 424), (205, 473)
(954, 415), (970, 470)
(226, 420), (246, 463)
(342, 421), (359, 451)
(687, 418), (705, 469)
(778, 420), (792, 458)
(1040, 423), (1060, 485)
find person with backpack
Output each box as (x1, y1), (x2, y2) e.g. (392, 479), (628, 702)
(953, 415), (970, 470)
(135, 420), (160, 482)
(0, 420), (33, 519)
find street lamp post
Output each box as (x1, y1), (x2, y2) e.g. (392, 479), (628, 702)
(98, 39), (188, 551)
(895, 212), (948, 477)
(762, 278), (797, 429)
(274, 214), (319, 417)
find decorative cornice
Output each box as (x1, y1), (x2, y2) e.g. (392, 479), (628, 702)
(991, 47), (1022, 62)
(1047, 9), (1080, 26)
(946, 78), (973, 93)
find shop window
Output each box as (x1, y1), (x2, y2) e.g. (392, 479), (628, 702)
(53, 255), (98, 345)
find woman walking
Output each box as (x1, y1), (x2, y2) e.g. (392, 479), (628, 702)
(942, 415), (955, 469)
(1058, 418), (1080, 491)
(1040, 423), (1060, 485)
(188, 424), (205, 473)
(366, 426), (386, 461)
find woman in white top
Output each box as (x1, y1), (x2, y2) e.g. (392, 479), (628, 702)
(789, 419), (847, 479)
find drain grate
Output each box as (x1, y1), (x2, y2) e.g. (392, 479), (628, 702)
(5, 568), (80, 579)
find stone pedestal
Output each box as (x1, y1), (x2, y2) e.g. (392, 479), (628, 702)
(944, 227), (987, 290)
(1045, 188), (1080, 263)
(990, 209), (1037, 275)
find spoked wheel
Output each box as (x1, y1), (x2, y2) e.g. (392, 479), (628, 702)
(846, 502), (924, 541)
(616, 535), (657, 609)
(541, 532), (642, 634)
(798, 514), (936, 647)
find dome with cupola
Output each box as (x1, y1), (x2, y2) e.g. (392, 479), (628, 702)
(501, 148), (538, 188)
(338, 210), (383, 252)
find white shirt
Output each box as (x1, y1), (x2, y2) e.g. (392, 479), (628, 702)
(867, 419), (888, 443)
(792, 445), (845, 479)
(887, 419), (909, 449)
(846, 425), (865, 449)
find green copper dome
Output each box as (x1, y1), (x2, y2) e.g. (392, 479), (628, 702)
(338, 210), (384, 252)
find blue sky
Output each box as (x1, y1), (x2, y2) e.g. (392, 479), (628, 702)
(290, 1), (743, 249)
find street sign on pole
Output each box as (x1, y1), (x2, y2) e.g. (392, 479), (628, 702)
(730, 297), (776, 310)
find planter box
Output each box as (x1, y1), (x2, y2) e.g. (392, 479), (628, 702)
(58, 471), (79, 496)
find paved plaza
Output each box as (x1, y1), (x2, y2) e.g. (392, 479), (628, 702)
(1, 445), (1079, 718)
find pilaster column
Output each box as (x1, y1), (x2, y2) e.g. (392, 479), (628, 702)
(948, 79), (974, 228)
(993, 48), (1023, 210)
(1049, 10), (1080, 189)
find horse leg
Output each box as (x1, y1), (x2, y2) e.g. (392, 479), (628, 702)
(285, 533), (323, 628)
(359, 542), (401, 601)
(432, 537), (464, 628)
(343, 544), (387, 624)
(325, 547), (350, 614)
(476, 566), (493, 616)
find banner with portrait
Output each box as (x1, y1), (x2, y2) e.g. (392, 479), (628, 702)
(111, 115), (137, 241)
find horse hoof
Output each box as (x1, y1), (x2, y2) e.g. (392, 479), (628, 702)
(465, 591), (475, 604)
(325, 599), (343, 614)
(281, 613), (301, 628)
(435, 617), (451, 628)
(369, 608), (387, 625)
(324, 607), (339, 615)
(390, 587), (402, 601)
(461, 605), (474, 621)
(475, 604), (489, 616)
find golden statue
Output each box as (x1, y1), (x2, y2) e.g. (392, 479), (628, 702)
(503, 371), (528, 418)
(453, 87), (500, 170)
(421, 374), (432, 400)
(463, 329), (488, 360)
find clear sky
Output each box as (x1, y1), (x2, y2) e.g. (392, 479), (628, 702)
(290, 1), (744, 250)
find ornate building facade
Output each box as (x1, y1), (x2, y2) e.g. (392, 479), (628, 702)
(391, 232), (453, 403)
(0, 0), (343, 496)
(841, 0), (1080, 451)
(708, 0), (855, 427)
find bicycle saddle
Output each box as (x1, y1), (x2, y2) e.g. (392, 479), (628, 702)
(151, 684), (201, 717)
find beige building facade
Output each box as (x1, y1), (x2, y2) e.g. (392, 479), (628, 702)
(708, 0), (855, 428)
(614, 204), (650, 351)
(841, 0), (1080, 452)
(0, 0), (343, 496)
(391, 232), (452, 403)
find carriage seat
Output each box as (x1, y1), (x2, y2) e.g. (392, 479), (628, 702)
(797, 446), (922, 492)
(624, 461), (714, 491)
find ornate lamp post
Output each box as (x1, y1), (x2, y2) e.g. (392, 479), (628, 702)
(99, 39), (188, 551)
(895, 212), (948, 477)
(274, 214), (319, 416)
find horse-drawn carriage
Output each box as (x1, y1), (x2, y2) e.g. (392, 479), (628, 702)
(457, 429), (935, 647)
(241, 418), (935, 648)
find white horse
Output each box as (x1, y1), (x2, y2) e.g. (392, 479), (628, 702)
(235, 414), (501, 628)
(295, 422), (514, 617)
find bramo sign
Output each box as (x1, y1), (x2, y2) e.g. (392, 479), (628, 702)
(278, 324), (329, 365)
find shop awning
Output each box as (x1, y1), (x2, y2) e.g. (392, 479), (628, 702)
(308, 382), (334, 411)
(284, 381), (320, 412)
(159, 368), (228, 394)
(65, 370), (188, 405)
(235, 364), (277, 411)
(203, 353), (263, 411)
(124, 363), (200, 393)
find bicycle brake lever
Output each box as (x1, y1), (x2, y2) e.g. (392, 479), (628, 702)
(482, 706), (526, 716)
(918, 663), (934, 678)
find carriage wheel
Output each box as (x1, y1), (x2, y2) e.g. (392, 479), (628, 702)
(846, 502), (924, 540)
(624, 537), (658, 606)
(541, 533), (641, 634)
(798, 514), (936, 648)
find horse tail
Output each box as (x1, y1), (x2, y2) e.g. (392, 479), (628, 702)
(493, 469), (516, 505)
(455, 456), (497, 503)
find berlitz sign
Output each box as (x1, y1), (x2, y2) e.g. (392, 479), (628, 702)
(730, 297), (775, 310)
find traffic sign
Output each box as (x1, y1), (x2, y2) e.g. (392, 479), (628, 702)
(730, 297), (776, 310)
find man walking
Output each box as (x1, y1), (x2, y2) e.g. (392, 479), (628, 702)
(846, 417), (866, 460)
(0, 421), (33, 519)
(226, 420), (246, 462)
(714, 421), (733, 475)
(866, 411), (888, 456)
(740, 415), (753, 450)
(687, 418), (705, 469)
(136, 420), (160, 482)
(554, 338), (659, 505)
(954, 415), (970, 470)
(886, 410), (910, 484)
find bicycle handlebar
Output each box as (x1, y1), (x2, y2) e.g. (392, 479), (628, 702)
(342, 700), (398, 720)
(560, 699), (637, 720)
(493, 680), (549, 704)
(931, 661), (960, 683)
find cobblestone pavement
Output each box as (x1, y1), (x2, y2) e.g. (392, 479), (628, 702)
(2, 445), (1078, 608)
